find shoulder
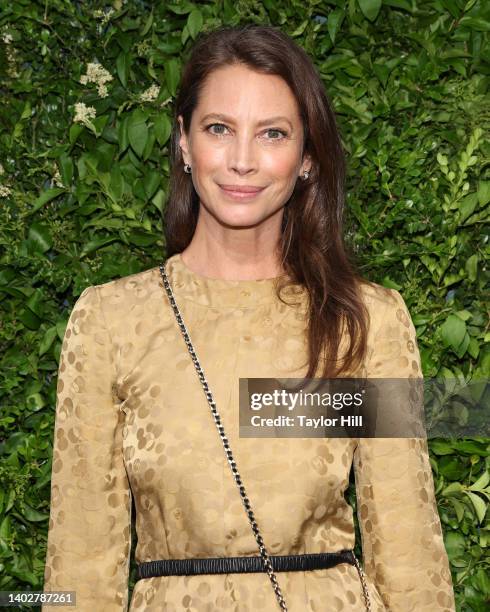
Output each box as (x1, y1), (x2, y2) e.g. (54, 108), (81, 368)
(357, 279), (404, 310)
(356, 279), (415, 333)
(69, 266), (161, 324)
(89, 265), (160, 302)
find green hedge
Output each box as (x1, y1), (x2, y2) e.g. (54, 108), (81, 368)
(0, 1), (488, 610)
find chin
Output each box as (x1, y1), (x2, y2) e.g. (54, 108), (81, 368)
(216, 214), (267, 229)
(211, 206), (273, 229)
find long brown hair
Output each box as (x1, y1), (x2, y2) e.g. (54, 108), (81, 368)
(164, 24), (372, 379)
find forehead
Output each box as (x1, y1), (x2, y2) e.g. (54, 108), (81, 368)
(195, 64), (301, 121)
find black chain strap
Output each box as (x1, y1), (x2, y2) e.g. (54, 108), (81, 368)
(158, 259), (371, 611)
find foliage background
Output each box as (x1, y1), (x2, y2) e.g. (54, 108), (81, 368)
(0, 0), (488, 610)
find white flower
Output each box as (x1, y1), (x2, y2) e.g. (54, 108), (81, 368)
(98, 83), (108, 98)
(80, 62), (113, 98)
(93, 8), (114, 23)
(136, 41), (149, 56)
(140, 84), (160, 102)
(53, 167), (64, 188)
(2, 31), (19, 76)
(160, 96), (173, 109)
(0, 185), (12, 197)
(73, 102), (97, 124)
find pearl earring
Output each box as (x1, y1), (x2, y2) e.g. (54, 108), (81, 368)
(184, 163), (191, 173)
(302, 170), (310, 180)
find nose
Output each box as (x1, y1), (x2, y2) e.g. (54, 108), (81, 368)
(227, 130), (258, 175)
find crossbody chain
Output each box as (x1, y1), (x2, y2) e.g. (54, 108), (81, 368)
(159, 260), (371, 611)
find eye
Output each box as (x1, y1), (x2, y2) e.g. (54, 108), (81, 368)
(206, 123), (230, 136)
(205, 123), (288, 141)
(264, 128), (288, 140)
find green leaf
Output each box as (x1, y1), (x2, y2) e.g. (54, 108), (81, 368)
(154, 113), (172, 147)
(128, 109), (149, 157)
(28, 223), (53, 253)
(459, 192), (478, 222)
(142, 129), (156, 161)
(441, 314), (467, 351)
(93, 115), (109, 137)
(5, 490), (15, 513)
(128, 229), (159, 246)
(29, 188), (65, 215)
(452, 440), (487, 455)
(80, 236), (119, 257)
(8, 566), (38, 586)
(116, 51), (130, 88)
(56, 319), (67, 341)
(327, 8), (345, 44)
(439, 456), (467, 479)
(442, 482), (464, 496)
(469, 470), (490, 492)
(59, 153), (74, 186)
(0, 268), (15, 285)
(381, 277), (402, 290)
(18, 308), (41, 331)
(459, 16), (490, 31)
(187, 9), (203, 39)
(449, 498), (465, 523)
(151, 188), (166, 212)
(455, 310), (472, 321)
(467, 337), (479, 359)
(39, 326), (58, 357)
(477, 181), (490, 206)
(109, 166), (125, 202)
(166, 2), (194, 14)
(0, 516), (11, 540)
(372, 62), (391, 88)
(454, 332), (470, 358)
(464, 491), (487, 523)
(165, 58), (181, 97)
(358, 0), (382, 22)
(473, 568), (490, 596)
(140, 11), (154, 36)
(291, 19), (309, 37)
(430, 440), (454, 455)
(26, 288), (44, 317)
(69, 123), (84, 145)
(21, 503), (49, 522)
(444, 531), (465, 560)
(143, 170), (161, 199)
(118, 115), (130, 153)
(383, 0), (412, 10)
(465, 254), (478, 282)
(26, 391), (45, 411)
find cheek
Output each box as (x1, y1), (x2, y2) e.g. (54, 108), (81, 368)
(193, 140), (225, 172)
(261, 148), (300, 178)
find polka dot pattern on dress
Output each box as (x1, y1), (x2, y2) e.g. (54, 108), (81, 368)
(42, 260), (455, 611)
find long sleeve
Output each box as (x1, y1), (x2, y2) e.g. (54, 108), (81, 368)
(353, 289), (455, 611)
(42, 285), (132, 611)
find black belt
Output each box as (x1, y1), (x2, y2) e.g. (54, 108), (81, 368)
(136, 549), (355, 580)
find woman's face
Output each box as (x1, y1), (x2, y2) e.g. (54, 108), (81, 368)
(178, 63), (311, 229)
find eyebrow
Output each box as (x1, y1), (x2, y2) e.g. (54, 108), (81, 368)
(200, 113), (293, 130)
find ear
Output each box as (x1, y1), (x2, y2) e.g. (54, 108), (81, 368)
(177, 115), (190, 162)
(300, 152), (312, 175)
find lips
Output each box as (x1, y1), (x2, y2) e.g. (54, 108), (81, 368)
(218, 184), (266, 202)
(219, 184), (265, 193)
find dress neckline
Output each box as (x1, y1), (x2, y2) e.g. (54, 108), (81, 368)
(162, 252), (294, 309)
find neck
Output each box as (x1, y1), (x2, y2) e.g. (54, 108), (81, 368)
(180, 208), (285, 281)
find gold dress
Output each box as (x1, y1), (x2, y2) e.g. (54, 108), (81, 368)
(42, 253), (456, 611)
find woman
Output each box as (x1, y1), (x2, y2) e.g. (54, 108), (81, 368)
(42, 24), (456, 611)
